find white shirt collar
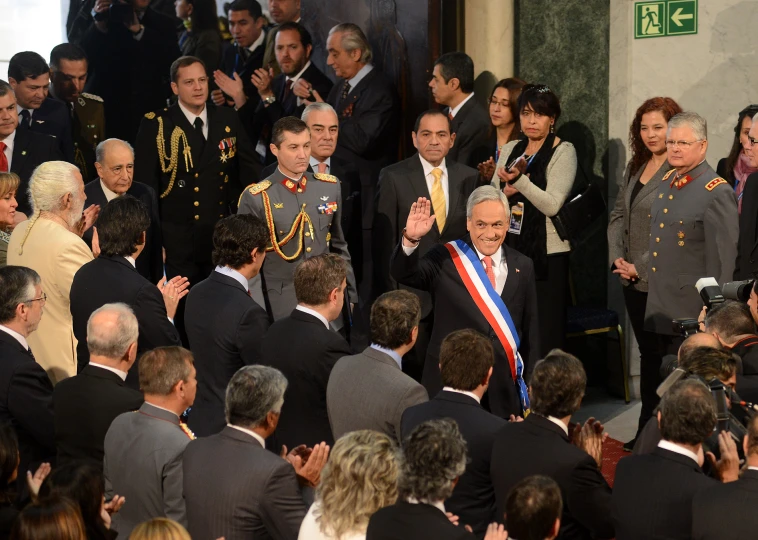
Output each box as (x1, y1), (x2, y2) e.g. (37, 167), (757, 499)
(406, 497), (446, 515)
(346, 64), (374, 88)
(449, 92), (475, 118)
(227, 424), (266, 448)
(286, 60), (311, 84)
(658, 439), (700, 464)
(89, 361), (128, 381)
(248, 30), (266, 53)
(15, 105), (33, 120)
(100, 179), (120, 202)
(295, 305), (329, 329)
(124, 256), (136, 268)
(546, 415), (569, 436)
(748, 466), (758, 471)
(472, 244), (503, 268)
(442, 386), (481, 404)
(309, 156), (331, 171)
(1, 129), (15, 146)
(418, 154), (447, 178)
(0, 325), (28, 350)
(177, 100), (208, 131)
(215, 266), (250, 292)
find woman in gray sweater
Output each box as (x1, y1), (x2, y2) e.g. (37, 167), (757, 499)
(491, 84), (576, 354)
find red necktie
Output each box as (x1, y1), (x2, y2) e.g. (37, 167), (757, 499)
(483, 256), (496, 289)
(448, 111), (454, 122)
(283, 79), (293, 101)
(317, 162), (328, 174)
(0, 142), (7, 172)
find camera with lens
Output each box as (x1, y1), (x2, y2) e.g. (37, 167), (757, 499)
(671, 278), (756, 338)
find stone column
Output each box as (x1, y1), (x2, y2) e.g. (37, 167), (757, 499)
(464, 0), (515, 79)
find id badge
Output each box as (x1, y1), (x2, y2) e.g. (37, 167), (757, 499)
(509, 202), (524, 235)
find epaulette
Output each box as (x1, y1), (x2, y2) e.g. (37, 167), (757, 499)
(314, 172), (338, 183)
(705, 177), (728, 192)
(249, 180), (272, 195)
(81, 92), (103, 103)
(144, 112), (156, 120)
(662, 169), (676, 182)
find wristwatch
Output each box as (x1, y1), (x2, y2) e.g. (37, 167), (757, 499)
(263, 96), (276, 105)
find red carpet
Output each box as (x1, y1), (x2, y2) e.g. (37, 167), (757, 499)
(601, 436), (628, 488)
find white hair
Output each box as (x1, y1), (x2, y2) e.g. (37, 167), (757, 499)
(328, 23), (373, 64)
(86, 303), (139, 359)
(95, 138), (134, 164)
(668, 111), (707, 141)
(301, 102), (337, 123)
(466, 185), (511, 221)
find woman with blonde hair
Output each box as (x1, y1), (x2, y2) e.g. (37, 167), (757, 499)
(0, 172), (20, 267)
(299, 430), (399, 540)
(129, 518), (191, 540)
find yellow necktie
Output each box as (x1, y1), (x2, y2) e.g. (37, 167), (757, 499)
(430, 167), (446, 232)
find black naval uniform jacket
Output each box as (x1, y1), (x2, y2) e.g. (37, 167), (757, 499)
(133, 103), (258, 281)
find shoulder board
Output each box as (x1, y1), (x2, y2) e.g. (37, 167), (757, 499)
(248, 180), (272, 195)
(80, 92), (103, 103)
(144, 112), (156, 120)
(705, 177), (728, 192)
(313, 173), (338, 183)
(662, 169), (676, 182)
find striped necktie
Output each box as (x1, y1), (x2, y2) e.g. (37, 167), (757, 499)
(430, 167), (446, 232)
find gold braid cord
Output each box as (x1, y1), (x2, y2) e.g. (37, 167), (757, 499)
(262, 192), (314, 261)
(74, 147), (88, 179)
(156, 117), (193, 199)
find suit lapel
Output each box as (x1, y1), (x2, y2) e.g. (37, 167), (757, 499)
(408, 154), (432, 199)
(500, 245), (521, 305)
(10, 129), (30, 174)
(168, 105), (202, 165)
(198, 105), (221, 168)
(629, 161), (671, 211)
(442, 161), (463, 236)
(85, 181), (108, 208)
(338, 69), (376, 116)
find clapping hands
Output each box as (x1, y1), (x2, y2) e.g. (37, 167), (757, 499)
(282, 442), (330, 487)
(571, 417), (607, 467)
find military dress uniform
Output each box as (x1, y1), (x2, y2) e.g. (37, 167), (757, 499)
(71, 92), (105, 181)
(644, 160), (739, 335)
(238, 168), (358, 321)
(133, 103), (258, 284)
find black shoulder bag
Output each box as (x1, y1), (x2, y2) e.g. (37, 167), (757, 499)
(550, 157), (606, 246)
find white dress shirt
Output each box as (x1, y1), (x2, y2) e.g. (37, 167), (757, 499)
(0, 324), (28, 350)
(89, 361), (128, 381)
(248, 30), (266, 54)
(309, 156), (331, 173)
(658, 439), (700, 464)
(546, 415), (569, 436)
(346, 64), (374, 89)
(295, 305), (329, 329)
(442, 386), (481, 404)
(287, 60), (311, 107)
(227, 424), (266, 448)
(15, 106), (33, 125)
(215, 266), (250, 292)
(449, 92), (475, 118)
(124, 256), (136, 268)
(178, 100), (209, 139)
(2, 130), (15, 171)
(419, 155), (449, 216)
(406, 497), (446, 515)
(101, 180), (120, 202)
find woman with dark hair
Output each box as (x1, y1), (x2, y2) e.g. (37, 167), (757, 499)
(491, 84), (577, 354)
(608, 96), (682, 451)
(10, 496), (85, 540)
(474, 78), (526, 179)
(717, 104), (758, 212)
(175, 0), (222, 75)
(38, 464), (123, 540)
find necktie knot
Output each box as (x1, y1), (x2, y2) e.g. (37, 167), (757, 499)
(431, 167), (443, 183)
(482, 256), (496, 288)
(448, 111), (454, 122)
(341, 81), (352, 102)
(483, 256), (493, 271)
(193, 117), (204, 130)
(19, 109), (31, 128)
(317, 162), (328, 174)
(0, 142), (6, 152)
(0, 142), (7, 173)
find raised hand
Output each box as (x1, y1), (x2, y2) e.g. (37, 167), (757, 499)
(76, 204), (100, 237)
(291, 441), (329, 486)
(251, 68), (274, 97)
(302, 88), (325, 106)
(158, 276), (190, 319)
(477, 157), (496, 179)
(484, 523), (508, 540)
(403, 197), (436, 243)
(26, 462), (51, 501)
(707, 430), (740, 483)
(213, 71), (246, 108)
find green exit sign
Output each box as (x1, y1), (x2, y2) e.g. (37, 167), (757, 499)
(635, 0), (697, 38)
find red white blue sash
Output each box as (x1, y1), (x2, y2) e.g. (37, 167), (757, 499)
(444, 239), (530, 412)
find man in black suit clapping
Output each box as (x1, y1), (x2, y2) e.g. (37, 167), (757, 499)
(260, 253), (352, 450)
(184, 214), (270, 437)
(401, 329), (506, 537)
(53, 303), (143, 469)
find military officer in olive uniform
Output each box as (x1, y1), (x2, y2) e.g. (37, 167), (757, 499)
(644, 112), (738, 349)
(49, 43), (105, 180)
(134, 56), (258, 287)
(238, 116), (358, 322)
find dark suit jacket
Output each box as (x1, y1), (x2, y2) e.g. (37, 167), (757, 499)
(19, 98), (75, 163)
(183, 426), (307, 540)
(9, 129), (64, 216)
(327, 67), (400, 228)
(373, 154), (478, 314)
(367, 501), (474, 540)
(52, 364), (143, 469)
(83, 180), (164, 283)
(70, 255), (181, 387)
(613, 447), (716, 540)
(184, 271), (270, 437)
(401, 391), (506, 537)
(219, 37), (268, 111)
(390, 237), (540, 417)
(491, 414), (613, 540)
(0, 330), (55, 484)
(692, 469), (758, 540)
(446, 98), (491, 168)
(260, 309), (351, 450)
(734, 171), (758, 280)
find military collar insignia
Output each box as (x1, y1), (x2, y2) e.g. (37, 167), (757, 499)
(78, 97), (86, 107)
(281, 176), (307, 193)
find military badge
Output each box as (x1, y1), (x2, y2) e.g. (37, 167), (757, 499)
(274, 203), (284, 209)
(225, 126), (231, 133)
(317, 202), (338, 215)
(677, 231), (685, 239)
(705, 178), (727, 191)
(218, 137), (237, 162)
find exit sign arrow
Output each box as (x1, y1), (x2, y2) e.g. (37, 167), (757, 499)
(671, 7), (693, 26)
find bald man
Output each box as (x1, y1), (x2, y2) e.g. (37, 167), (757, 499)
(83, 138), (163, 283)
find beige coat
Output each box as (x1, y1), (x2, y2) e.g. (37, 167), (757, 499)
(7, 219), (93, 384)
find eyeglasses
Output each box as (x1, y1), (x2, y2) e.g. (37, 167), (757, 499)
(665, 139), (704, 149)
(747, 136), (758, 147)
(488, 98), (510, 109)
(23, 293), (47, 304)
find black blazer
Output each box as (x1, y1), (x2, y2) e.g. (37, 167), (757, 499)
(491, 414), (613, 540)
(327, 67), (400, 227)
(19, 97), (75, 163)
(373, 154), (478, 313)
(390, 237), (540, 417)
(184, 271), (270, 437)
(401, 391), (506, 537)
(612, 447), (716, 540)
(260, 309), (351, 449)
(69, 255), (181, 387)
(9, 129), (64, 216)
(219, 36), (268, 110)
(446, 98), (491, 168)
(734, 171), (758, 280)
(0, 331), (55, 483)
(692, 469), (758, 540)
(367, 501), (474, 540)
(83, 180), (164, 283)
(52, 364), (143, 469)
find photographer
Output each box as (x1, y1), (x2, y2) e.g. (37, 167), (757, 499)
(81, 0), (180, 143)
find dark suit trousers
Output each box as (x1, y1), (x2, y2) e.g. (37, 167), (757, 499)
(535, 253), (569, 355)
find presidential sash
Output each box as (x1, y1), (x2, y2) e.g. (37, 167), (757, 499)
(444, 239), (530, 412)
